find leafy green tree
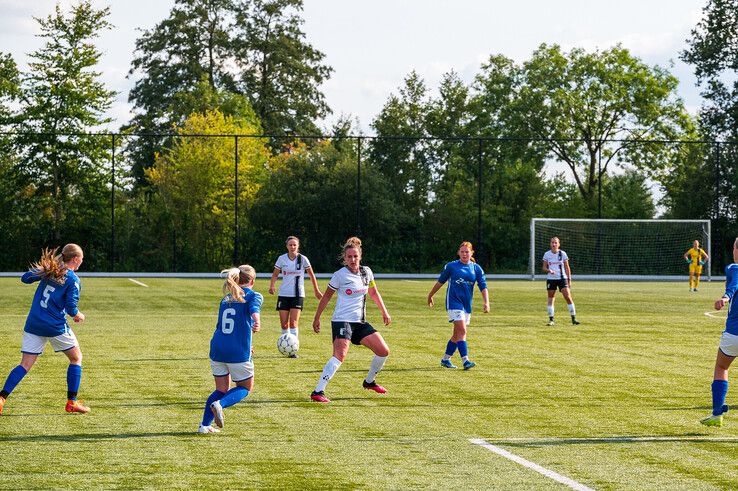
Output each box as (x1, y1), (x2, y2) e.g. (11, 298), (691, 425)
(249, 139), (413, 272)
(146, 109), (269, 271)
(519, 44), (692, 206)
(127, 0), (331, 181)
(233, 0), (332, 135)
(13, 2), (115, 268)
(369, 71), (433, 216)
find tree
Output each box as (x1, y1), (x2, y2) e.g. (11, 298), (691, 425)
(146, 109), (270, 271)
(127, 0), (331, 181)
(233, 0), (332, 135)
(369, 71), (433, 216)
(249, 139), (411, 272)
(13, 2), (115, 268)
(518, 44), (692, 206)
(682, 0), (738, 141)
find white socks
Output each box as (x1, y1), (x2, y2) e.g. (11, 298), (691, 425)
(289, 327), (298, 337)
(315, 356), (341, 392)
(567, 303), (576, 316)
(547, 305), (554, 317)
(365, 355), (387, 383)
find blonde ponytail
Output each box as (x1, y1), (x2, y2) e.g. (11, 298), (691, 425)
(339, 236), (363, 264)
(220, 264), (256, 303)
(30, 243), (83, 284)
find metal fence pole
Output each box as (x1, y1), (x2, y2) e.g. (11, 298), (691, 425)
(110, 133), (116, 271)
(356, 136), (362, 236)
(234, 135), (240, 265)
(477, 138), (483, 262)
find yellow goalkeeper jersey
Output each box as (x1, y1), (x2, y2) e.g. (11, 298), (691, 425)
(686, 247), (706, 262)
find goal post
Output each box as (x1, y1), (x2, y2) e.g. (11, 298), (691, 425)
(529, 218), (711, 281)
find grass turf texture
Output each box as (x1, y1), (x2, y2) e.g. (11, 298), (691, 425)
(0, 277), (737, 489)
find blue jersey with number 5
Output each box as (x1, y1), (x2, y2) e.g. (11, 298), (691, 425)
(209, 288), (262, 363)
(22, 269), (81, 337)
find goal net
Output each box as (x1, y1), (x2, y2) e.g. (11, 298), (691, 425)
(530, 219), (711, 280)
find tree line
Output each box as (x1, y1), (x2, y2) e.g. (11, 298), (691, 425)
(0, 0), (735, 273)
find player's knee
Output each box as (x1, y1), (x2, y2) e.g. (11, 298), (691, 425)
(376, 345), (389, 357)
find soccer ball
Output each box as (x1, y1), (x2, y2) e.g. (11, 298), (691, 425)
(277, 333), (299, 357)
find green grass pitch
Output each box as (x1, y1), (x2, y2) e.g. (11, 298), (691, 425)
(1, 277), (738, 489)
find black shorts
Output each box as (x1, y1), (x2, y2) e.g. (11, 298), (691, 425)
(546, 278), (569, 291)
(331, 321), (377, 345)
(276, 296), (304, 311)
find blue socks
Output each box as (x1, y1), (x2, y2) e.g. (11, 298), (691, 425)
(712, 380), (729, 416)
(444, 341), (457, 357)
(67, 364), (82, 400)
(1, 365), (28, 398)
(202, 390), (226, 427)
(457, 341), (469, 358)
(219, 386), (249, 408)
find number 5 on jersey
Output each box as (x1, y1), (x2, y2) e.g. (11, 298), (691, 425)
(40, 285), (56, 308)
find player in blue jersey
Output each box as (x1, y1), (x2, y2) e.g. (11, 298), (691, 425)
(0, 244), (90, 415)
(701, 238), (738, 427)
(427, 241), (490, 370)
(199, 265), (262, 434)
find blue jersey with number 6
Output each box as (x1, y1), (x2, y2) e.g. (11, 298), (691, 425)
(209, 288), (262, 363)
(22, 269), (81, 337)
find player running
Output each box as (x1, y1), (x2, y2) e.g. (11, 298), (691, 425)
(427, 241), (490, 370)
(684, 239), (709, 292)
(268, 236), (322, 357)
(199, 265), (262, 434)
(310, 237), (391, 403)
(542, 236), (580, 326)
(0, 244), (90, 415)
(701, 238), (738, 427)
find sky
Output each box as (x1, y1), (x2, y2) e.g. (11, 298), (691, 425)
(0, 0), (707, 134)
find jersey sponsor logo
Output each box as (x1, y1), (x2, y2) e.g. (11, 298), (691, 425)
(345, 287), (367, 295)
(454, 278), (474, 286)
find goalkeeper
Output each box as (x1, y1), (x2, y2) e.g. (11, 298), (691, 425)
(683, 240), (709, 292)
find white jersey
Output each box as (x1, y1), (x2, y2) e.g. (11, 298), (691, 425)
(543, 249), (569, 279)
(328, 266), (375, 323)
(274, 253), (312, 297)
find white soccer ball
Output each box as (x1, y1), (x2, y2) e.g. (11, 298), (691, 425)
(277, 333), (299, 357)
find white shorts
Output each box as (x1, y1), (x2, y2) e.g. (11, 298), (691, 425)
(210, 359), (254, 382)
(21, 330), (78, 355)
(719, 331), (738, 357)
(447, 310), (471, 325)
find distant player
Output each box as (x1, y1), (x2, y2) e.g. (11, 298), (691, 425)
(268, 236), (322, 357)
(0, 244), (90, 415)
(542, 237), (580, 326)
(701, 238), (738, 427)
(310, 237), (391, 403)
(427, 241), (490, 370)
(199, 265), (262, 434)
(684, 239), (709, 292)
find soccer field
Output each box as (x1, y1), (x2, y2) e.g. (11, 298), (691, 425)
(1, 277), (737, 489)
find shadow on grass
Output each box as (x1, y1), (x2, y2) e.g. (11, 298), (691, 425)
(657, 406), (712, 411)
(0, 431), (194, 442)
(113, 357), (206, 362)
(293, 367), (434, 374)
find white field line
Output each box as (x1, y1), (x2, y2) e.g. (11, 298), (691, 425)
(480, 436), (738, 443)
(469, 439), (594, 491)
(128, 278), (149, 287)
(705, 311), (726, 318)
